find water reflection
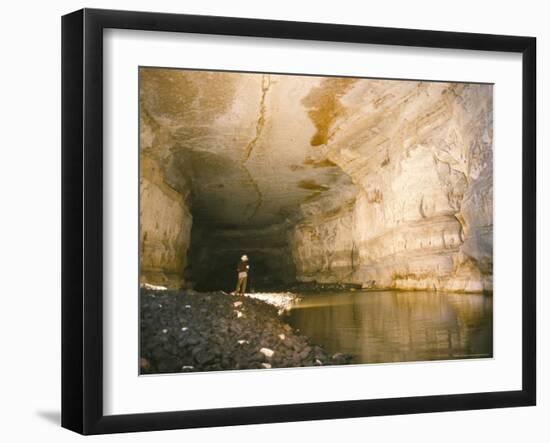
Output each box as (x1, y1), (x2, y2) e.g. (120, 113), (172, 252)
(286, 291), (493, 364)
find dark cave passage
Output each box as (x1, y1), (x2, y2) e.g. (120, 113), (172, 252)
(187, 221), (297, 292)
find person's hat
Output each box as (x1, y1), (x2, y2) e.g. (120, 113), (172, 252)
(241, 255), (248, 260)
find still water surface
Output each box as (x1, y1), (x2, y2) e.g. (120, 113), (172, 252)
(286, 291), (493, 364)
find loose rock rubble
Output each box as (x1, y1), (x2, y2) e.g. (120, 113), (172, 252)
(140, 288), (353, 374)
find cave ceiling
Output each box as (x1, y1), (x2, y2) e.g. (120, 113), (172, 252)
(140, 68), (360, 228)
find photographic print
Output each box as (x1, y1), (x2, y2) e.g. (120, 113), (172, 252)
(139, 67), (493, 375)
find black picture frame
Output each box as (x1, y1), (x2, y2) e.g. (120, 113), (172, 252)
(61, 8), (537, 435)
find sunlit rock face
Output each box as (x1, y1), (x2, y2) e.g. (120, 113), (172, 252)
(139, 68), (492, 292)
(291, 81), (493, 292)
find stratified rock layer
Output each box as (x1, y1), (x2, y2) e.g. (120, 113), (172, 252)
(290, 82), (493, 292)
(139, 69), (493, 292)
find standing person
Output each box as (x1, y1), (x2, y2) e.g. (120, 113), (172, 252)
(235, 255), (250, 295)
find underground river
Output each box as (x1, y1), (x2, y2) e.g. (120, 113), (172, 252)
(285, 290), (493, 364)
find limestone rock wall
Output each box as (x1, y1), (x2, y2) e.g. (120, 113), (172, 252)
(290, 82), (493, 292)
(140, 109), (193, 288)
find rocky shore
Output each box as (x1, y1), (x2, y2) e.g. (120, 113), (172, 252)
(140, 288), (352, 374)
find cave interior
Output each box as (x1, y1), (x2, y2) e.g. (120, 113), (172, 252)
(139, 68), (494, 293)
